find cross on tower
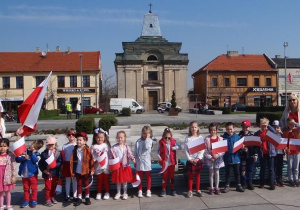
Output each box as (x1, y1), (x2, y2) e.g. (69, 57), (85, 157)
(149, 3), (152, 13)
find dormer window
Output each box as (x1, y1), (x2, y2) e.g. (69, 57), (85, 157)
(147, 55), (157, 61)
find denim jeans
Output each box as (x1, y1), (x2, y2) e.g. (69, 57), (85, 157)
(240, 157), (255, 186)
(287, 153), (300, 182)
(225, 163), (240, 187)
(259, 154), (275, 186)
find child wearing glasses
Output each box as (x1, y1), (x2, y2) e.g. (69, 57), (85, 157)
(134, 125), (153, 198)
(61, 128), (77, 202)
(157, 128), (181, 197)
(204, 123), (224, 195)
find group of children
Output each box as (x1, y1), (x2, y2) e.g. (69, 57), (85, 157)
(0, 117), (298, 208)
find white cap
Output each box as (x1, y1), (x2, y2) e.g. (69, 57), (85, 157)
(272, 120), (280, 126)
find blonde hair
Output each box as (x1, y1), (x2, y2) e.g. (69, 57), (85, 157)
(288, 94), (300, 112)
(260, 117), (269, 125)
(116, 131), (126, 143)
(188, 121), (200, 136)
(141, 125), (153, 139)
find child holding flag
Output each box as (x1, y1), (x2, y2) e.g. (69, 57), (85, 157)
(254, 117), (276, 190)
(70, 132), (94, 206)
(109, 131), (135, 200)
(134, 125), (153, 198)
(222, 122), (244, 193)
(17, 140), (44, 208)
(184, 121), (204, 198)
(0, 138), (16, 210)
(157, 128), (181, 197)
(204, 123), (224, 195)
(38, 136), (63, 207)
(282, 117), (300, 187)
(91, 128), (111, 200)
(61, 129), (77, 202)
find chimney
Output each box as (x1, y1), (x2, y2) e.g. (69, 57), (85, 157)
(275, 55), (281, 58)
(56, 46), (60, 52)
(67, 46), (71, 54)
(227, 51), (239, 57)
(36, 47), (40, 53)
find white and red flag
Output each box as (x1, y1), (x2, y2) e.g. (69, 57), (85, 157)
(186, 136), (206, 155)
(46, 152), (57, 169)
(289, 139), (300, 151)
(131, 173), (141, 187)
(96, 152), (106, 168)
(265, 131), (281, 148)
(55, 178), (63, 194)
(158, 161), (168, 174)
(232, 138), (244, 153)
(212, 140), (228, 155)
(18, 72), (52, 137)
(244, 136), (262, 147)
(276, 138), (288, 149)
(0, 100), (3, 112)
(289, 73), (293, 84)
(12, 137), (26, 157)
(109, 157), (120, 171)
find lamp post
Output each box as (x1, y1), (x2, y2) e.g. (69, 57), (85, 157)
(284, 42), (288, 106)
(79, 54), (83, 117)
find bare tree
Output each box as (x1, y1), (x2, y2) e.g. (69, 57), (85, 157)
(100, 74), (117, 112)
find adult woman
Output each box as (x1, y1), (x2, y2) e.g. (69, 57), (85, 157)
(280, 94), (300, 130)
(0, 108), (22, 138)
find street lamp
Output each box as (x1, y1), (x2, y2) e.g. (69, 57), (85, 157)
(79, 54), (83, 117)
(284, 42), (288, 106)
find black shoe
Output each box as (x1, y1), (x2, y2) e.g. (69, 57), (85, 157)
(171, 189), (177, 196)
(74, 198), (82, 206)
(289, 180), (295, 187)
(247, 183), (255, 190)
(295, 181), (300, 187)
(85, 198), (91, 205)
(222, 186), (230, 193)
(236, 185), (245, 192)
(259, 184), (264, 188)
(64, 197), (70, 202)
(270, 185), (275, 190)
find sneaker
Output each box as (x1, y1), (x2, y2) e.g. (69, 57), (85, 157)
(122, 194), (128, 200)
(196, 190), (203, 197)
(30, 201), (37, 208)
(138, 190), (143, 198)
(187, 190), (193, 198)
(208, 188), (214, 195)
(146, 190), (151, 198)
(295, 181), (300, 187)
(160, 190), (166, 197)
(51, 198), (57, 204)
(215, 188), (221, 195)
(85, 198), (91, 205)
(222, 186), (230, 193)
(247, 183), (255, 190)
(236, 185), (245, 192)
(20, 201), (29, 208)
(73, 198), (82, 206)
(278, 181), (285, 187)
(44, 200), (53, 207)
(289, 180), (295, 187)
(270, 185), (275, 190)
(6, 206), (13, 210)
(96, 193), (102, 200)
(103, 193), (110, 200)
(171, 189), (177, 196)
(259, 184), (264, 188)
(63, 197), (70, 202)
(114, 193), (121, 200)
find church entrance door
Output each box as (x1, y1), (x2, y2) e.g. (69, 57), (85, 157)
(148, 91), (158, 110)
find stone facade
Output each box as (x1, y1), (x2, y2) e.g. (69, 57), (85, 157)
(114, 11), (189, 111)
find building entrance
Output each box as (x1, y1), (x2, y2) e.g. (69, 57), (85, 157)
(148, 91), (158, 110)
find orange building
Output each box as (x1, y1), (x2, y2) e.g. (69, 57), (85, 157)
(192, 51), (278, 107)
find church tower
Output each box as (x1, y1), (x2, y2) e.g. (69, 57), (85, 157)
(114, 6), (189, 111)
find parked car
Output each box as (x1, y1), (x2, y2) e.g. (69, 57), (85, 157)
(83, 106), (104, 114)
(157, 102), (182, 113)
(193, 103), (212, 109)
(231, 103), (246, 111)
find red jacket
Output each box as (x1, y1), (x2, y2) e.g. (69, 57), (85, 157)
(158, 138), (177, 166)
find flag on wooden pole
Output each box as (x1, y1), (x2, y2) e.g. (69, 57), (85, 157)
(212, 140), (228, 155)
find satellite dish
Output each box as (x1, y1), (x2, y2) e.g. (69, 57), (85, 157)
(41, 51), (47, 57)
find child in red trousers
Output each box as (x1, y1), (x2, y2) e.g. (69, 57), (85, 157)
(157, 128), (180, 197)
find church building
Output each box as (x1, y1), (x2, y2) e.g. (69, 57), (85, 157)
(114, 7), (189, 110)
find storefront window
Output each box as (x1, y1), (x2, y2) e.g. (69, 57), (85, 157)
(266, 96), (272, 106)
(254, 96), (260, 106)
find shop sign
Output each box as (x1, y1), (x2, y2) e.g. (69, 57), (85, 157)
(57, 89), (95, 93)
(249, 87), (276, 92)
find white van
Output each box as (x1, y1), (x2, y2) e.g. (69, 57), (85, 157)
(110, 98), (145, 114)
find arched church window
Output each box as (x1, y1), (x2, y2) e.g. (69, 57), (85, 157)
(147, 55), (157, 61)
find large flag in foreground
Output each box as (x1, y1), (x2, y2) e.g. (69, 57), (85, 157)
(18, 72), (52, 136)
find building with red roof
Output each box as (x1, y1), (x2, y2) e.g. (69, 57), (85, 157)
(192, 51), (278, 108)
(0, 47), (101, 113)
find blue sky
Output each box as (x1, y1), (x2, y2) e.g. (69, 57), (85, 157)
(1, 0), (300, 89)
